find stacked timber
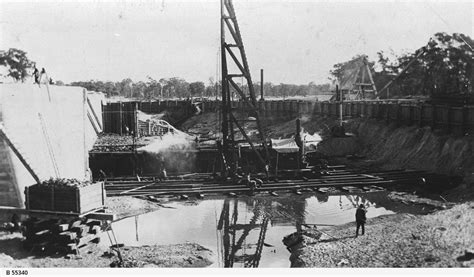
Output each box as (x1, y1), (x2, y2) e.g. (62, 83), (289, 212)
(22, 179), (107, 255)
(22, 217), (103, 255)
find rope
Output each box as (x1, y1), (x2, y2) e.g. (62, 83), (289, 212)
(426, 3), (473, 52)
(38, 112), (60, 178)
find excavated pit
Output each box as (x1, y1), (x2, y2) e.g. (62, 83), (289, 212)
(86, 110), (472, 268)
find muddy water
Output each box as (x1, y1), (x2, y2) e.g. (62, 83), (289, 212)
(101, 191), (429, 268)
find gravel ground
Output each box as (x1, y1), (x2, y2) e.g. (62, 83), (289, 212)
(105, 196), (162, 219)
(286, 202), (474, 268)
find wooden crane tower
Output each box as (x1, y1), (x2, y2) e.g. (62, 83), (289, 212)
(220, 0), (269, 175)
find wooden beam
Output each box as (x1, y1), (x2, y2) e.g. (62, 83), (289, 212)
(86, 96), (103, 130)
(224, 44), (246, 75)
(0, 124), (41, 184)
(229, 114), (266, 168)
(87, 111), (101, 135)
(0, 206), (116, 221)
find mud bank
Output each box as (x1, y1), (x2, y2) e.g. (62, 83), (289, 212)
(0, 196), (213, 268)
(0, 232), (213, 268)
(285, 201), (474, 268)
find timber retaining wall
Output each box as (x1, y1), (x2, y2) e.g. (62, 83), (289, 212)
(104, 99), (474, 136)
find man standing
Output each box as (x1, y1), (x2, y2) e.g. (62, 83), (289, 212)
(33, 67), (40, 84)
(355, 204), (367, 237)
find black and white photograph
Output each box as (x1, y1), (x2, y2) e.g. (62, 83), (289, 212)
(0, 0), (472, 274)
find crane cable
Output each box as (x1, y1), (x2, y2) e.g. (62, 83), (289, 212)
(426, 3), (473, 52)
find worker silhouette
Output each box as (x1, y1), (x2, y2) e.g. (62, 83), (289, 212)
(39, 68), (46, 83)
(33, 67), (40, 84)
(355, 204), (367, 237)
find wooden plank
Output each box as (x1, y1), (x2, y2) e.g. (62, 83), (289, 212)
(59, 231), (77, 241)
(58, 224), (69, 232)
(85, 212), (116, 221)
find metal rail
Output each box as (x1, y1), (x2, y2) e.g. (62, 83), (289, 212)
(103, 169), (433, 197)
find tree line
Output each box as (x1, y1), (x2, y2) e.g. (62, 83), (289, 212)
(69, 78), (331, 99)
(1, 32), (472, 99)
(329, 32), (473, 97)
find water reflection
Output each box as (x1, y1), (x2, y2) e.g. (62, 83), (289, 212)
(217, 198), (286, 267)
(103, 192), (425, 268)
(214, 193), (390, 268)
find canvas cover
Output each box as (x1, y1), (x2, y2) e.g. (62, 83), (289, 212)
(271, 138), (299, 153)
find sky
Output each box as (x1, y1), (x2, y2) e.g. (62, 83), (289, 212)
(0, 0), (472, 85)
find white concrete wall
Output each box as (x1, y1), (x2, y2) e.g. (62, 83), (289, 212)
(0, 84), (104, 207)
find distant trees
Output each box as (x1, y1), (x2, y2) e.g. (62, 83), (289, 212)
(328, 32), (473, 98)
(377, 32), (472, 97)
(189, 81), (205, 98)
(68, 77), (330, 99)
(0, 48), (36, 82)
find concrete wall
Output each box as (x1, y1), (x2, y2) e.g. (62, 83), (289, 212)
(0, 84), (104, 207)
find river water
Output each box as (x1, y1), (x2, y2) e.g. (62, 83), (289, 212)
(101, 191), (429, 268)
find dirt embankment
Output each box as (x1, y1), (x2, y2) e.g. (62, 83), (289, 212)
(182, 112), (474, 185)
(0, 196), (213, 268)
(285, 202), (474, 268)
(346, 120), (474, 182)
(265, 114), (474, 192)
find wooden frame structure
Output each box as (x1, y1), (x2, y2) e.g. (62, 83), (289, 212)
(220, 0), (269, 174)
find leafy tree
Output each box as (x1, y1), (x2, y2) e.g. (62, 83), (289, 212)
(119, 78), (133, 98)
(189, 81), (205, 98)
(145, 76), (161, 100)
(0, 48), (35, 82)
(377, 32), (473, 96)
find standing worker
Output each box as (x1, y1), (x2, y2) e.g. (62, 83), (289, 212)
(355, 204), (367, 237)
(33, 67), (40, 84)
(39, 68), (46, 83)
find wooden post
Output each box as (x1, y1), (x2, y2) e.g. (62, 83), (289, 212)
(102, 103), (106, 133)
(275, 152), (279, 176)
(134, 102), (139, 137)
(25, 187), (29, 209)
(337, 85), (343, 126)
(83, 89), (88, 180)
(119, 101), (123, 135)
(447, 106), (452, 133)
(51, 186), (54, 210)
(75, 188), (80, 213)
(101, 182), (105, 207)
(418, 104), (423, 127)
(295, 118), (302, 171)
(463, 105), (468, 136)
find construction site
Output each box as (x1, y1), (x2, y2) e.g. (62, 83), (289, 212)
(0, 0), (473, 270)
